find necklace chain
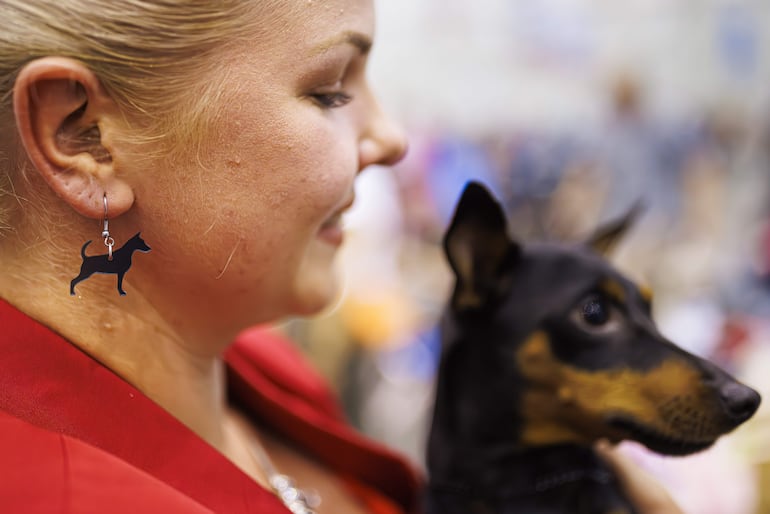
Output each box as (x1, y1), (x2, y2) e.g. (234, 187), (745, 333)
(242, 427), (322, 514)
(267, 473), (321, 514)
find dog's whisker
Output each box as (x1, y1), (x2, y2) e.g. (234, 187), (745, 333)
(215, 238), (241, 280)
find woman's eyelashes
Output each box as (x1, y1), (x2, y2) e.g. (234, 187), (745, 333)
(304, 54), (366, 109)
(311, 90), (353, 108)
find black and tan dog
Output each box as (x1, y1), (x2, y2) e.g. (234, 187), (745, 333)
(425, 182), (761, 514)
(70, 232), (150, 296)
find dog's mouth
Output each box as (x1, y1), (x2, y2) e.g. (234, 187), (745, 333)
(607, 416), (715, 456)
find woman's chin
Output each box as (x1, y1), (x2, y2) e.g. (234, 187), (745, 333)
(290, 292), (337, 318)
(289, 272), (342, 317)
(287, 238), (346, 315)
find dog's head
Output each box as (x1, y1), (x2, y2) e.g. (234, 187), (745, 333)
(127, 232), (151, 253)
(440, 181), (760, 456)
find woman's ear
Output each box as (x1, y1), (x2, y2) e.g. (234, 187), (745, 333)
(13, 57), (134, 219)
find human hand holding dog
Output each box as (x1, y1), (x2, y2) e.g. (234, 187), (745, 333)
(594, 440), (685, 514)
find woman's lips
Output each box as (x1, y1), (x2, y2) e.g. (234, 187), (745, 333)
(318, 195), (354, 246)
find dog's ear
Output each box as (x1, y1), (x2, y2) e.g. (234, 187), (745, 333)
(443, 181), (520, 311)
(587, 202), (643, 256)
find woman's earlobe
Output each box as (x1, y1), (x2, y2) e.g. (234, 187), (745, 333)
(12, 57), (133, 219)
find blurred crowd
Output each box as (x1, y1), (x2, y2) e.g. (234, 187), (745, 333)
(281, 73), (770, 513)
(274, 1), (770, 512)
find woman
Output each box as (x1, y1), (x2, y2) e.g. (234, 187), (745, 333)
(0, 0), (682, 512)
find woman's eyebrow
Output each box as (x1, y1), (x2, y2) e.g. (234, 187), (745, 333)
(312, 30), (372, 55)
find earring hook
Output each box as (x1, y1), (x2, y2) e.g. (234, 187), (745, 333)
(101, 193), (114, 261)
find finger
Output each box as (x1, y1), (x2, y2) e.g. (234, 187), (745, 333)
(594, 440), (685, 514)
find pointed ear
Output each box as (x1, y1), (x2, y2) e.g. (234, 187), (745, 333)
(443, 181), (520, 311)
(587, 202), (643, 256)
(13, 57), (133, 219)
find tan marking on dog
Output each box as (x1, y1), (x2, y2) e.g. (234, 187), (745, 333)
(638, 283), (654, 303)
(557, 386), (575, 405)
(599, 279), (626, 304)
(516, 331), (722, 447)
(601, 278), (654, 309)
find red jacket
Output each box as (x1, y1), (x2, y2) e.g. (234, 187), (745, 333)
(0, 299), (422, 513)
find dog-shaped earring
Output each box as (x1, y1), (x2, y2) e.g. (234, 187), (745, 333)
(70, 194), (151, 296)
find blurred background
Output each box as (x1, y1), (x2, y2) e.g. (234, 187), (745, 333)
(283, 1), (770, 512)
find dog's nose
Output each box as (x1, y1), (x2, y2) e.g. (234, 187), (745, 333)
(720, 381), (761, 424)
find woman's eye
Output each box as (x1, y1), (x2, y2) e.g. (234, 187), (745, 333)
(311, 91), (353, 108)
(582, 296), (609, 326)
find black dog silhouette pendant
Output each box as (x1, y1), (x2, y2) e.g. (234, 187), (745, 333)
(70, 195), (150, 296)
(70, 233), (151, 296)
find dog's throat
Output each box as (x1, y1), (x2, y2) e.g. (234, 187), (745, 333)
(429, 463), (613, 501)
(429, 444), (614, 501)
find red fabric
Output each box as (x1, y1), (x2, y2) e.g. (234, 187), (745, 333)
(342, 478), (406, 514)
(227, 328), (424, 511)
(0, 298), (423, 513)
(0, 411), (213, 513)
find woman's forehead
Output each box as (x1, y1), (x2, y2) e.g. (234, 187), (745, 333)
(258, 0), (375, 50)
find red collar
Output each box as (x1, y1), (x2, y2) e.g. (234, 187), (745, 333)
(0, 299), (421, 513)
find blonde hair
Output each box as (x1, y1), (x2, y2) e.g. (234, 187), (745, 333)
(0, 0), (285, 235)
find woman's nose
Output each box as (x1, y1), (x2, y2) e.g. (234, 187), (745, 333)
(358, 95), (408, 171)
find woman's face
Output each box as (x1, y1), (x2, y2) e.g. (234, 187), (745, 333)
(123, 0), (406, 342)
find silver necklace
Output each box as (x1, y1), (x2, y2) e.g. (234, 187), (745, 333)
(244, 430), (322, 514)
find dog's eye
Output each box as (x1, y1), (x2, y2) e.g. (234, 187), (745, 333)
(582, 297), (609, 326)
(571, 294), (621, 334)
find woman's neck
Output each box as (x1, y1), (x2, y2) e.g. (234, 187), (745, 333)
(0, 264), (232, 449)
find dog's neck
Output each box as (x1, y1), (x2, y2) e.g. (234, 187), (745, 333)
(427, 314), (604, 486)
(428, 316), (529, 465)
(427, 442), (611, 500)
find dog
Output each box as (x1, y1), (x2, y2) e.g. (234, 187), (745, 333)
(70, 232), (151, 296)
(425, 181), (761, 514)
